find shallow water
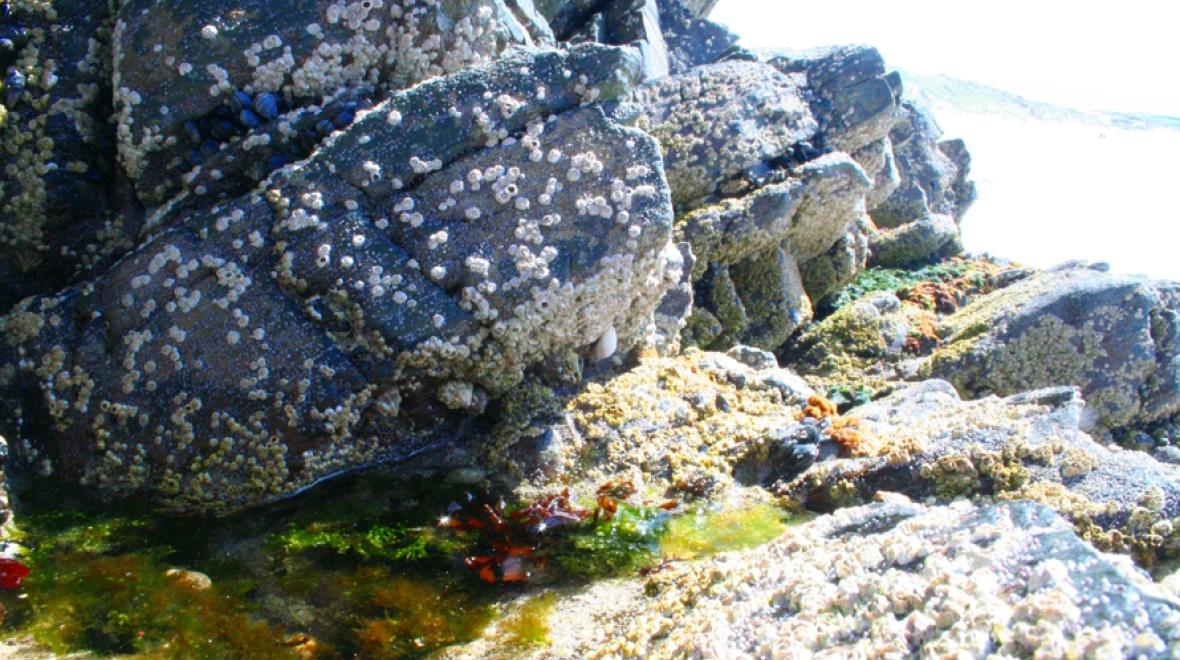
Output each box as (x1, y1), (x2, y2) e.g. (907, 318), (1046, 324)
(0, 468), (796, 658)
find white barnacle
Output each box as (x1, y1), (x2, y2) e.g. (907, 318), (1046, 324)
(201, 24), (219, 40)
(592, 324), (617, 361)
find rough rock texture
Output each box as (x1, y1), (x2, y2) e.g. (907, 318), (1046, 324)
(445, 500), (1180, 658)
(0, 0), (125, 310)
(676, 154), (871, 349)
(920, 262), (1180, 433)
(484, 347), (814, 501)
(780, 380), (1180, 564)
(868, 100), (976, 266)
(0, 45), (681, 512)
(113, 0), (545, 209)
(636, 60), (818, 211)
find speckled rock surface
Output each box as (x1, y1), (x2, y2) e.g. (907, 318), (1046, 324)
(483, 347), (815, 502)
(0, 45), (680, 512)
(636, 60), (819, 211)
(112, 0), (544, 209)
(780, 379), (1180, 565)
(920, 262), (1180, 433)
(443, 500), (1180, 658)
(0, 0), (126, 311)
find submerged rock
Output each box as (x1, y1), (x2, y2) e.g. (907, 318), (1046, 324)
(445, 500), (1180, 658)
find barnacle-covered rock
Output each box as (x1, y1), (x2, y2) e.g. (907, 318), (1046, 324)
(781, 379), (1180, 564)
(0, 0), (126, 310)
(920, 262), (1180, 433)
(767, 45), (903, 155)
(112, 0), (545, 210)
(0, 45), (680, 513)
(637, 60), (819, 210)
(445, 499), (1180, 658)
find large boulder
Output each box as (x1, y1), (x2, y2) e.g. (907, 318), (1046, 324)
(919, 263), (1180, 434)
(445, 500), (1180, 658)
(0, 45), (681, 513)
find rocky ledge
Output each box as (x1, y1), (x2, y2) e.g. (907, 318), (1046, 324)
(0, 0), (1178, 657)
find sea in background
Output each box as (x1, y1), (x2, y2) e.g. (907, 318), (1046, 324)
(902, 73), (1180, 281)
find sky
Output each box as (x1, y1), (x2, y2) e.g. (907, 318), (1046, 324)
(709, 0), (1180, 117)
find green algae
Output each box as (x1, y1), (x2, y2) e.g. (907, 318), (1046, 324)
(499, 592), (557, 647)
(546, 503), (667, 581)
(0, 469), (805, 658)
(659, 502), (791, 560)
(821, 258), (985, 314)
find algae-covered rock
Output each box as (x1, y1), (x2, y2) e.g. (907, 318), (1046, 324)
(484, 348), (814, 501)
(443, 499), (1180, 658)
(780, 380), (1180, 566)
(0, 46), (680, 513)
(920, 262), (1180, 433)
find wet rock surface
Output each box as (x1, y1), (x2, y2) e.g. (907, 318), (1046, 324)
(446, 500), (1180, 658)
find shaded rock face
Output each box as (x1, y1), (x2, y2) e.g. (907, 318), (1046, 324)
(0, 1), (126, 311)
(446, 500), (1180, 658)
(0, 45), (679, 512)
(921, 263), (1180, 434)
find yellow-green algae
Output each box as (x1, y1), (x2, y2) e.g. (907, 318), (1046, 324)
(659, 501), (793, 559)
(0, 468), (806, 657)
(498, 592), (557, 647)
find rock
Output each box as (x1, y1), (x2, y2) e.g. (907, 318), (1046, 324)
(799, 214), (872, 303)
(767, 45), (903, 154)
(637, 60), (818, 211)
(0, 45), (680, 513)
(165, 567), (213, 591)
(654, 0), (738, 73)
(779, 380), (1180, 564)
(919, 263), (1180, 433)
(112, 0), (543, 210)
(485, 349), (814, 500)
(868, 212), (960, 268)
(0, 0), (127, 310)
(444, 500), (1180, 658)
(671, 150), (871, 350)
(872, 100), (976, 229)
